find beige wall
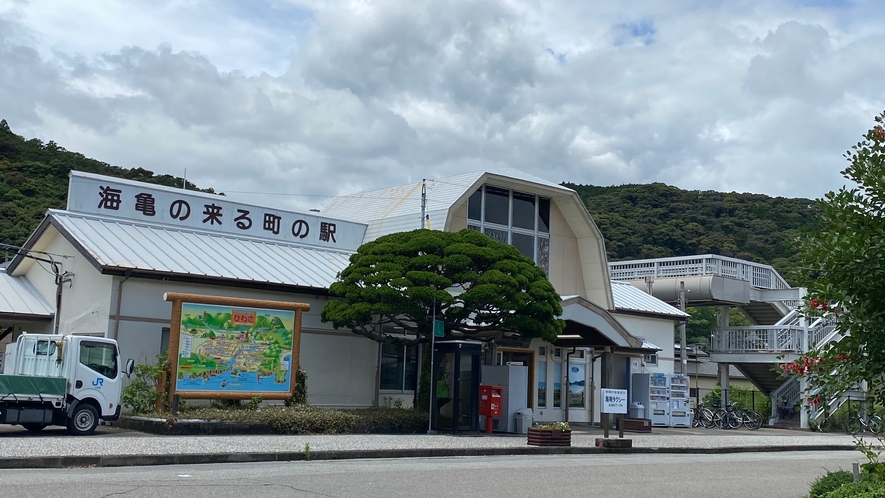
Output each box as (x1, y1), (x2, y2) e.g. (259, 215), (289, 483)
(449, 203), (467, 231)
(547, 201), (584, 298)
(21, 228), (114, 336)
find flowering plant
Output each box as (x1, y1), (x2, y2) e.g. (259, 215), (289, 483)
(535, 421), (570, 431)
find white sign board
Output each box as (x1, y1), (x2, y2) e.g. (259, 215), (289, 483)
(601, 388), (628, 414)
(67, 171), (367, 251)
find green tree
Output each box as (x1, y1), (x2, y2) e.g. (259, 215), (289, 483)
(682, 307), (752, 346)
(321, 228), (565, 410)
(791, 110), (885, 407)
(322, 229), (564, 344)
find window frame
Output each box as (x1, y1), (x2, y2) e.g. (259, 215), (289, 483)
(379, 342), (420, 394)
(79, 340), (119, 379)
(465, 184), (551, 274)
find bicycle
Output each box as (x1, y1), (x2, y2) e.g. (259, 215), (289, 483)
(713, 403), (764, 430)
(844, 413), (883, 434)
(691, 402), (715, 429)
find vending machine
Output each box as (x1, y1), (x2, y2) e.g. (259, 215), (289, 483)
(630, 372), (671, 427)
(669, 373), (691, 427)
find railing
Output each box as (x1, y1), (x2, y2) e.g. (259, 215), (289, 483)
(609, 254), (792, 291)
(770, 376), (801, 421)
(810, 317), (838, 349)
(710, 326), (805, 353)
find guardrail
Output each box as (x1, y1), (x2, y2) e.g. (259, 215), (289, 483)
(609, 254), (792, 291)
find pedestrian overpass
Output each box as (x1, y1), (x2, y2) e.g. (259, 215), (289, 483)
(608, 255), (840, 427)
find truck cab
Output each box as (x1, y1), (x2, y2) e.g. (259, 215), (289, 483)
(1, 333), (134, 435)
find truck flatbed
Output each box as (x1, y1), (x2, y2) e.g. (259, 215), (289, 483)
(0, 374), (66, 398)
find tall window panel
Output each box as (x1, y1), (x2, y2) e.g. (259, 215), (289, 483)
(466, 184), (551, 275)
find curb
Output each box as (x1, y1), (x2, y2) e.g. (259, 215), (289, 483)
(0, 444), (857, 469)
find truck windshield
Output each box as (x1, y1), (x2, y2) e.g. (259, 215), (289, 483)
(79, 341), (118, 379)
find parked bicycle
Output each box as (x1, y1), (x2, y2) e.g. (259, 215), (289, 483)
(712, 403), (764, 430)
(691, 402), (715, 429)
(844, 413), (883, 434)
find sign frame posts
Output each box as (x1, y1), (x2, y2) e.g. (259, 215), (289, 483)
(164, 292), (310, 411)
(601, 388), (628, 439)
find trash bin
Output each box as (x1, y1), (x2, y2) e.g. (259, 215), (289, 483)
(629, 402), (646, 419)
(515, 408), (533, 434)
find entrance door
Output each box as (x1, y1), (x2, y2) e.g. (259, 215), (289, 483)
(497, 349), (534, 409)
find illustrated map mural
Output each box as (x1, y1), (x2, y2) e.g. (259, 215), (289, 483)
(175, 302), (295, 393)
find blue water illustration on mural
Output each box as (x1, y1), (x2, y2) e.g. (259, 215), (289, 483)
(177, 369), (291, 392)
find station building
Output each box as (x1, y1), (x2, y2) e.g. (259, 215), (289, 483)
(0, 169), (687, 424)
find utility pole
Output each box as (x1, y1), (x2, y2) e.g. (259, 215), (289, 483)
(679, 281), (687, 374)
(420, 179), (426, 229)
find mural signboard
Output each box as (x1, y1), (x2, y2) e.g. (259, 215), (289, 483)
(164, 292), (310, 400)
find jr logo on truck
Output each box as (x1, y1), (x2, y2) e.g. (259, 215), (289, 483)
(92, 378), (104, 389)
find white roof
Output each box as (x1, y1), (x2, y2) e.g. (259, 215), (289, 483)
(610, 281), (690, 318)
(322, 168), (575, 242)
(0, 269), (54, 318)
(14, 210), (353, 291)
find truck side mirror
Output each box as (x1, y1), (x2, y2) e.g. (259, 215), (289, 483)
(125, 358), (135, 378)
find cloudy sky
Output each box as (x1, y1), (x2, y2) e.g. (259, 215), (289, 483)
(2, 0), (884, 211)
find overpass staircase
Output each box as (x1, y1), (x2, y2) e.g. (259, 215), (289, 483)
(609, 255), (844, 426)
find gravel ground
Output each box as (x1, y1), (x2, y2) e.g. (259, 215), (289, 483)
(0, 423), (862, 458)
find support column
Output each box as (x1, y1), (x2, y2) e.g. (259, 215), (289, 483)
(718, 363), (730, 409)
(799, 377), (809, 430)
(601, 347), (614, 428)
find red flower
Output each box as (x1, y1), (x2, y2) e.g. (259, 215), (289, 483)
(810, 299), (820, 309)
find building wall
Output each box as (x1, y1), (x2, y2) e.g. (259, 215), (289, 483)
(112, 277), (378, 408)
(547, 201), (584, 298)
(612, 313), (677, 375)
(20, 228), (114, 336)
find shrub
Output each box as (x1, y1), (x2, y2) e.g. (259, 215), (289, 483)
(262, 405), (358, 434)
(150, 405), (432, 434)
(122, 356), (168, 414)
(702, 385), (771, 415)
(823, 480), (885, 498)
(284, 369), (309, 407)
(808, 470), (853, 498)
(351, 407), (428, 434)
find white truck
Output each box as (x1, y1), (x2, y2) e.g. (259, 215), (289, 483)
(1, 333), (134, 435)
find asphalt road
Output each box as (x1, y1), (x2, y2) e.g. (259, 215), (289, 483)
(0, 451), (861, 498)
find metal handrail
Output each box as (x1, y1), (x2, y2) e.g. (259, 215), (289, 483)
(710, 325), (805, 353)
(609, 254), (791, 291)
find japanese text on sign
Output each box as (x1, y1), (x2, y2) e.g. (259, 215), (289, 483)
(601, 388), (628, 414)
(67, 171), (367, 251)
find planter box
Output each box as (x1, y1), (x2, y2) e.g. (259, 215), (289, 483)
(527, 427), (571, 447)
(621, 417), (652, 433)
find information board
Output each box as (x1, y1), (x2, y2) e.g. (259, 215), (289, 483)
(601, 388), (628, 414)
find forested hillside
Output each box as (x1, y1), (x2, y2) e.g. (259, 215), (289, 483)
(566, 182), (820, 281)
(0, 120), (216, 247)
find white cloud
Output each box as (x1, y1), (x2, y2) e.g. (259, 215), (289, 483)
(2, 0), (885, 210)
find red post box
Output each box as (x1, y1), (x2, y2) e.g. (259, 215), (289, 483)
(479, 385), (503, 433)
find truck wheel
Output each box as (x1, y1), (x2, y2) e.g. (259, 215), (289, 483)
(22, 423), (47, 432)
(67, 404), (99, 436)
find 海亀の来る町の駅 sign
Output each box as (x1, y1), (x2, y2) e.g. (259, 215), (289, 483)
(66, 171), (367, 251)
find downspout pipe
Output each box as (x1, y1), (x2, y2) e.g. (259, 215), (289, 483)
(111, 269), (132, 340)
(565, 347), (576, 423)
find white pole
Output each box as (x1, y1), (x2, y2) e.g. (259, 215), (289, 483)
(420, 179), (426, 229)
